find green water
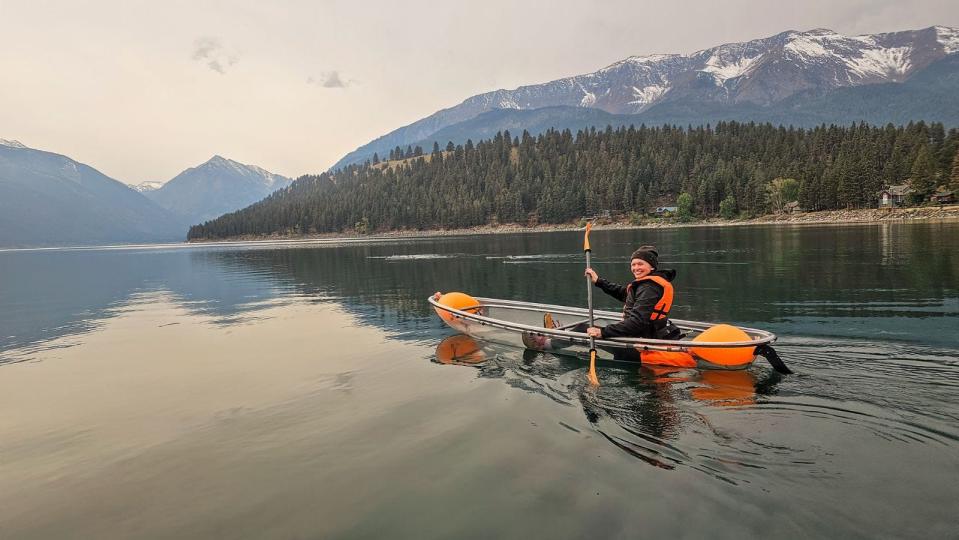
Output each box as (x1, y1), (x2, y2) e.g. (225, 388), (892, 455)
(1, 221), (957, 538)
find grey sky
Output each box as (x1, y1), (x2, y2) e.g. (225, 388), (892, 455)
(1, 0), (957, 184)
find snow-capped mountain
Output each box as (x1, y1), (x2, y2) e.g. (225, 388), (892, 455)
(145, 155), (293, 226)
(0, 138), (29, 149)
(0, 140), (184, 247)
(333, 25), (959, 169)
(132, 180), (165, 193)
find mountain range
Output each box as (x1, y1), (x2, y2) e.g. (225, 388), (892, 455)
(0, 139), (183, 247)
(333, 25), (959, 169)
(0, 141), (292, 247)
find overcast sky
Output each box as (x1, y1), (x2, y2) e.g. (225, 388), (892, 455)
(1, 0), (957, 184)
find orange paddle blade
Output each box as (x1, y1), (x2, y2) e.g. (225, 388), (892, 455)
(584, 221), (593, 252)
(587, 349), (599, 386)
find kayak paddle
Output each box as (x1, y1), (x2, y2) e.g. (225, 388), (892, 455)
(584, 221), (599, 386)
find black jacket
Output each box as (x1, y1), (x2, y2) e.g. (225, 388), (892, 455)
(594, 269), (677, 339)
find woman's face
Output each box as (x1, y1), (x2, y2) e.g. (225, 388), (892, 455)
(630, 258), (654, 280)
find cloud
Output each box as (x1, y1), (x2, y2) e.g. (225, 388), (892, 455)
(308, 71), (354, 88)
(192, 37), (238, 74)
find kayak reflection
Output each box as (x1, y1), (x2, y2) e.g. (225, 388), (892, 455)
(434, 334), (487, 366)
(433, 334), (784, 479)
(434, 334), (770, 406)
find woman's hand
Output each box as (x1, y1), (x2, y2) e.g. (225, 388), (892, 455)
(586, 327), (602, 338)
(432, 291), (442, 300)
(585, 268), (599, 284)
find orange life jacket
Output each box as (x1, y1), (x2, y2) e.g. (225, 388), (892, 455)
(624, 275), (674, 322)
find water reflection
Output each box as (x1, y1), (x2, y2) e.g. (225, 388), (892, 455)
(3, 222), (958, 364)
(432, 334), (790, 481)
(1, 225), (958, 537)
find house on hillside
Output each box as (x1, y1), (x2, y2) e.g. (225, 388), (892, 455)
(652, 206), (678, 216)
(583, 210), (612, 221)
(931, 190), (956, 204)
(784, 201), (802, 214)
(878, 185), (912, 208)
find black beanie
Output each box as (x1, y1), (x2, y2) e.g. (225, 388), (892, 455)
(630, 245), (659, 269)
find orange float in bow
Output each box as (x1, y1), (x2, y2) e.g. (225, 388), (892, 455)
(433, 292), (482, 323)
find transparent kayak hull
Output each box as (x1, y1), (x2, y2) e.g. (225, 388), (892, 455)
(429, 295), (779, 370)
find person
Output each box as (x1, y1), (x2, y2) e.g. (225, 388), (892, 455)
(583, 245), (682, 341)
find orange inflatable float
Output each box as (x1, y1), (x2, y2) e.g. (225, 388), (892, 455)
(638, 324), (757, 369)
(689, 324), (757, 368)
(433, 292), (482, 323)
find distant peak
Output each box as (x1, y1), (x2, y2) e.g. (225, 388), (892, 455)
(0, 138), (28, 149)
(191, 155), (287, 183)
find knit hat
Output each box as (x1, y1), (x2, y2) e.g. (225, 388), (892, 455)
(630, 245), (659, 269)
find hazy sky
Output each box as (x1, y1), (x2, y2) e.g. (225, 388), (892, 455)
(2, 0), (957, 184)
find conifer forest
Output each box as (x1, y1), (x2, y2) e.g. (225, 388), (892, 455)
(189, 121), (959, 239)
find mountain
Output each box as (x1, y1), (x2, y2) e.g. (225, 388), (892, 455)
(333, 25), (959, 169)
(416, 52), (959, 151)
(145, 156), (293, 226)
(0, 140), (184, 247)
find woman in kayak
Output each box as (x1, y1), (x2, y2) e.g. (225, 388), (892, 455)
(583, 245), (682, 341)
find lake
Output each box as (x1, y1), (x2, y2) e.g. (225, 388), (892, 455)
(1, 222), (957, 538)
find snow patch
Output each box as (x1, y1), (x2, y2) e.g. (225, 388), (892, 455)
(599, 54), (678, 74)
(199, 156), (289, 188)
(785, 36), (832, 58)
(580, 90), (596, 107)
(625, 54), (676, 64)
(0, 138), (28, 149)
(846, 46), (912, 79)
(133, 181), (165, 192)
(629, 84), (669, 106)
(936, 26), (959, 54)
(496, 96), (520, 109)
(700, 53), (761, 84)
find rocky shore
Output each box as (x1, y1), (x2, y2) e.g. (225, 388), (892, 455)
(721, 205), (959, 226)
(191, 205), (959, 243)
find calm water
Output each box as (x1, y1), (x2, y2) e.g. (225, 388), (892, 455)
(1, 222), (957, 538)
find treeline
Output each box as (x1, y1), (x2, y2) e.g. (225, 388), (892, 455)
(189, 121), (959, 239)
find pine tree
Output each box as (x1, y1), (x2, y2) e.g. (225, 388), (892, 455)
(719, 195), (737, 219)
(676, 192), (694, 221)
(951, 150), (959, 191)
(910, 146), (937, 202)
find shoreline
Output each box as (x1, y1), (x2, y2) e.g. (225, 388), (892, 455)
(190, 205), (959, 243)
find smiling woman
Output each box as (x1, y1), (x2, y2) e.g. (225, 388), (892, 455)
(585, 245), (682, 342)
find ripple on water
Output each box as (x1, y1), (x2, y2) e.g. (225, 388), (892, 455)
(433, 334), (959, 490)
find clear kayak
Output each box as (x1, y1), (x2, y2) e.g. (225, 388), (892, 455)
(429, 293), (791, 373)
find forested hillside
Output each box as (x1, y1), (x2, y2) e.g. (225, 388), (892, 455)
(189, 121), (959, 240)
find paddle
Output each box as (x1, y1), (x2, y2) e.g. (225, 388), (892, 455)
(584, 221), (599, 386)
